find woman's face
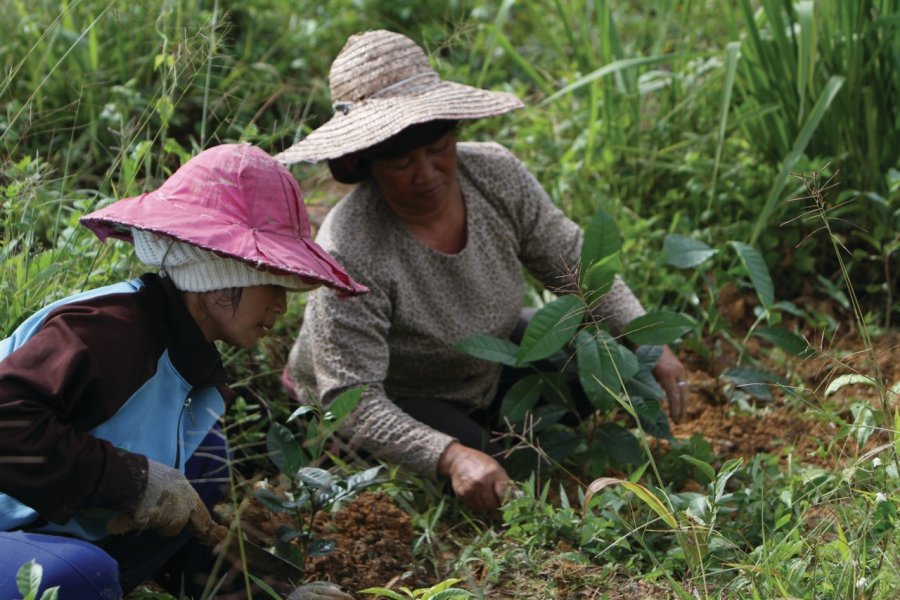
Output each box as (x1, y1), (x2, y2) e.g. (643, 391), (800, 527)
(369, 130), (458, 214)
(191, 284), (287, 348)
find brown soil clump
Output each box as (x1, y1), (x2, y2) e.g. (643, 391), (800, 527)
(307, 492), (414, 590)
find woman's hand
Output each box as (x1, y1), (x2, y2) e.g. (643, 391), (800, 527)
(437, 442), (510, 512)
(652, 345), (688, 423)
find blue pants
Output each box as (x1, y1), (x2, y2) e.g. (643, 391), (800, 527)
(0, 428), (230, 600)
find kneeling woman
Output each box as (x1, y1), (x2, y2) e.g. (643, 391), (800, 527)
(0, 144), (365, 598)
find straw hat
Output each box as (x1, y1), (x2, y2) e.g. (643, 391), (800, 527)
(275, 30), (524, 164)
(81, 143), (367, 296)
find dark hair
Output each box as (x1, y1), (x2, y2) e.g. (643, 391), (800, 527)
(327, 120), (458, 184)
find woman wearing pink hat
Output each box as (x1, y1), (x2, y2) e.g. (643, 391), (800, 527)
(0, 144), (362, 598)
(280, 31), (688, 513)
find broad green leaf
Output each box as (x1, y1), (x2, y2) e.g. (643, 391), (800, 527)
(595, 423), (642, 465)
(286, 405), (316, 423)
(267, 422), (307, 475)
(663, 235), (718, 269)
(753, 326), (813, 357)
(680, 455), (716, 483)
(456, 334), (520, 367)
(539, 427), (582, 462)
(580, 261), (618, 306)
(295, 467), (333, 490)
(632, 397), (672, 440)
(16, 559), (41, 598)
(580, 207), (621, 268)
(624, 312), (694, 346)
(824, 374), (876, 396)
(575, 330), (618, 411)
(499, 374), (542, 423)
(850, 403), (875, 448)
(532, 404), (569, 431)
(715, 458), (744, 502)
(327, 386), (364, 421)
(518, 295), (585, 364)
(39, 589), (59, 600)
(730, 241), (774, 308)
(346, 466), (383, 491)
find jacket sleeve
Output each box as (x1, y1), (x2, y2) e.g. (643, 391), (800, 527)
(463, 143), (646, 334)
(289, 273), (456, 480)
(0, 308), (149, 524)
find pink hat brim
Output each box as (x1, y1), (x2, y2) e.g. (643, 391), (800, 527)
(81, 193), (368, 297)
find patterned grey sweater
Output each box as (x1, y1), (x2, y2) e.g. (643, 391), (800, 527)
(288, 142), (645, 478)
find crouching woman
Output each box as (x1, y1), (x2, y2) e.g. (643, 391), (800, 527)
(0, 144), (365, 598)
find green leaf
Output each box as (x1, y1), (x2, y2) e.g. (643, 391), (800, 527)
(633, 397), (672, 440)
(730, 241), (774, 308)
(532, 404), (569, 431)
(624, 312), (694, 346)
(575, 330), (618, 411)
(267, 422), (307, 475)
(327, 386), (364, 421)
(286, 405), (316, 423)
(663, 235), (718, 269)
(825, 374), (876, 396)
(346, 466), (383, 492)
(517, 295), (585, 364)
(295, 467), (333, 490)
(595, 423), (642, 465)
(499, 374), (542, 423)
(753, 326), (813, 357)
(16, 559), (41, 598)
(456, 334), (520, 367)
(359, 589), (407, 600)
(39, 588), (59, 600)
(680, 455), (716, 483)
(580, 261), (618, 306)
(581, 207), (621, 268)
(538, 427), (582, 462)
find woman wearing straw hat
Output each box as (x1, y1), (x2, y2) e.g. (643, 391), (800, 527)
(280, 31), (688, 513)
(0, 144), (360, 599)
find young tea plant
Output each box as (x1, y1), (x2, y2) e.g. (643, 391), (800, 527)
(253, 387), (382, 568)
(457, 208), (693, 475)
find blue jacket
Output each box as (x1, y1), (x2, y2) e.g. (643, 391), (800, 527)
(0, 275), (227, 539)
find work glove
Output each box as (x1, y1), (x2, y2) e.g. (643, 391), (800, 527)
(286, 582), (354, 599)
(107, 459), (204, 537)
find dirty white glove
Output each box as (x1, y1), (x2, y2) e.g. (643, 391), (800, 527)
(108, 459), (204, 537)
(287, 581), (354, 600)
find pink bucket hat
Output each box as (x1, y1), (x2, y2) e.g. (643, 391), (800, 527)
(80, 143), (367, 296)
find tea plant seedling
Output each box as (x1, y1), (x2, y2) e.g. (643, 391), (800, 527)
(253, 387), (383, 568)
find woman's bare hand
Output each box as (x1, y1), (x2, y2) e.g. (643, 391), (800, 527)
(652, 344), (688, 422)
(437, 442), (510, 512)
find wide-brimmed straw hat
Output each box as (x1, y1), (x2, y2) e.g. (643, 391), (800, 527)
(275, 30), (524, 164)
(81, 143), (367, 296)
